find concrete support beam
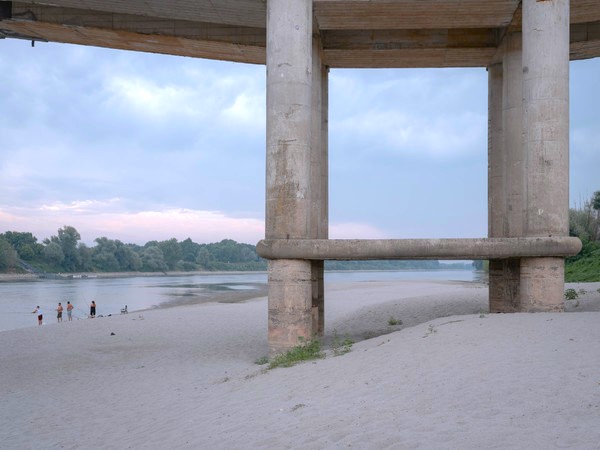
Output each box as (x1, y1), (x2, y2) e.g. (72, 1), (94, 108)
(521, 0), (570, 311)
(256, 237), (581, 261)
(266, 0), (313, 355)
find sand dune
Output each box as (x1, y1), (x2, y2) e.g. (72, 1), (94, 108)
(1, 280), (599, 449)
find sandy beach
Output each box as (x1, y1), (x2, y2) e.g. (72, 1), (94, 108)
(1, 280), (599, 449)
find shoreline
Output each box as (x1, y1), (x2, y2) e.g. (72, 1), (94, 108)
(0, 267), (480, 283)
(0, 270), (268, 282)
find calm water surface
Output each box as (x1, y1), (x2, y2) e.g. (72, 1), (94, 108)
(0, 270), (478, 332)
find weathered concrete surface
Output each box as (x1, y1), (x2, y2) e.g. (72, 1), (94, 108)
(489, 259), (521, 313)
(488, 62), (504, 241)
(521, 0), (570, 311)
(487, 60), (506, 312)
(256, 237), (582, 261)
(267, 260), (313, 356)
(265, 0), (314, 353)
(266, 0), (312, 241)
(488, 31), (526, 313)
(523, 0), (570, 239)
(503, 31), (525, 239)
(520, 257), (565, 312)
(310, 34), (327, 336)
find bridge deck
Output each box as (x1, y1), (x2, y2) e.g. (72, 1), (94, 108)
(1, 1), (599, 67)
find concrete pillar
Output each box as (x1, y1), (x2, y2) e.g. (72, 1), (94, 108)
(266, 0), (314, 354)
(503, 32), (525, 240)
(521, 0), (569, 311)
(489, 32), (525, 313)
(310, 34), (328, 336)
(489, 29), (527, 313)
(488, 61), (511, 312)
(488, 62), (504, 242)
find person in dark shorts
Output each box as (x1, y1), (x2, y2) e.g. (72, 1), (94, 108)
(90, 300), (96, 318)
(32, 306), (43, 325)
(57, 302), (63, 323)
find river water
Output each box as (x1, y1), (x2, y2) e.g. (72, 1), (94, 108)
(0, 270), (479, 332)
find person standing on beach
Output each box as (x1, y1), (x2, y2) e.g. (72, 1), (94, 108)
(32, 306), (43, 326)
(56, 302), (63, 323)
(66, 301), (74, 321)
(90, 300), (96, 318)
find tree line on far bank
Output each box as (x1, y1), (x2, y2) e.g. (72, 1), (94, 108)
(0, 226), (454, 275)
(0, 227), (265, 273)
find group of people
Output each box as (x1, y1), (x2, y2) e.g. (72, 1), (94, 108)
(32, 300), (97, 325)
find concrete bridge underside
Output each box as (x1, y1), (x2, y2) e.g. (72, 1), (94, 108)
(2, 1), (598, 354)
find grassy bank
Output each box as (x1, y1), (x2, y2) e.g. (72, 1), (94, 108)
(565, 242), (600, 282)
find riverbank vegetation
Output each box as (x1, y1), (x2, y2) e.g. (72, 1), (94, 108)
(0, 226), (460, 275)
(566, 191), (600, 282)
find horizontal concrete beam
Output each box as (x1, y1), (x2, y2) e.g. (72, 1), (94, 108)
(256, 237), (582, 261)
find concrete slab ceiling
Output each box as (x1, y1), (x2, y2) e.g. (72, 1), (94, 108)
(1, 0), (599, 67)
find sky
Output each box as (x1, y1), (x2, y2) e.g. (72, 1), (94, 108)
(0, 38), (598, 246)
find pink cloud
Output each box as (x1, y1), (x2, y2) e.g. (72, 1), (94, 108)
(0, 207), (265, 245)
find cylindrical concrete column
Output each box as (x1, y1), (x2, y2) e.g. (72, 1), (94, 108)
(503, 32), (525, 239)
(488, 61), (515, 313)
(310, 34), (328, 336)
(268, 260), (313, 354)
(266, 0), (314, 354)
(488, 62), (504, 241)
(521, 0), (570, 311)
(489, 32), (525, 313)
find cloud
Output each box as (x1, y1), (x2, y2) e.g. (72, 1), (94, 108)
(0, 40), (267, 218)
(38, 199), (123, 213)
(104, 76), (206, 120)
(0, 203), (265, 245)
(329, 68), (488, 162)
(221, 92), (266, 129)
(332, 108), (485, 160)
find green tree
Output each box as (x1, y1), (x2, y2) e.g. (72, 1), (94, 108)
(180, 238), (200, 262)
(43, 242), (65, 266)
(141, 246), (168, 272)
(158, 238), (182, 270)
(0, 237), (19, 270)
(78, 243), (94, 272)
(196, 246), (210, 268)
(570, 192), (600, 244)
(593, 191), (600, 240)
(88, 238), (142, 272)
(45, 226), (82, 271)
(116, 244), (142, 271)
(2, 231), (43, 260)
(92, 237), (121, 271)
(592, 191), (600, 212)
